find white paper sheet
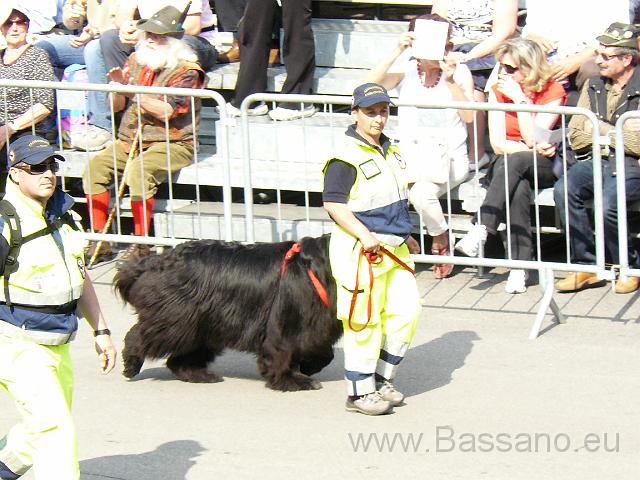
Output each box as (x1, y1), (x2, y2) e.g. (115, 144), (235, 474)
(533, 126), (565, 145)
(412, 19), (449, 61)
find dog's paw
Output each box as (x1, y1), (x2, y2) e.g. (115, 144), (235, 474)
(267, 373), (323, 391)
(171, 368), (223, 383)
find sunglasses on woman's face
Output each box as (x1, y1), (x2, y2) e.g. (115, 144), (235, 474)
(3, 18), (28, 29)
(15, 161), (60, 175)
(501, 63), (519, 74)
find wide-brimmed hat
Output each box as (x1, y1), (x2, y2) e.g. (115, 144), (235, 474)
(8, 135), (64, 168)
(597, 22), (640, 49)
(0, 2), (30, 26)
(137, 2), (190, 36)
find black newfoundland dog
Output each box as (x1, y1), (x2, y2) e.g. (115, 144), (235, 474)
(114, 236), (342, 391)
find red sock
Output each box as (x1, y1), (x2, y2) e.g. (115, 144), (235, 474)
(86, 192), (110, 232)
(131, 198), (154, 236)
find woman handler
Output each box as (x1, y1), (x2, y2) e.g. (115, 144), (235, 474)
(323, 83), (422, 416)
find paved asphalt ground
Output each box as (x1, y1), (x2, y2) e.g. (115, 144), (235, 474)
(2, 258), (640, 480)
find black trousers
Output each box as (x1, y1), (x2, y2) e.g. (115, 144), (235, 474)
(232, 0), (315, 108)
(214, 0), (247, 35)
(477, 151), (557, 261)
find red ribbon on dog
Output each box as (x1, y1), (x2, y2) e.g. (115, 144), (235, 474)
(347, 246), (415, 333)
(280, 242), (331, 308)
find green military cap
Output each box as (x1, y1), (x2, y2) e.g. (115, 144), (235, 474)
(137, 1), (191, 37)
(597, 22), (640, 49)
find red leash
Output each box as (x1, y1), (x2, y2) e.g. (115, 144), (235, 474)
(280, 242), (331, 308)
(347, 246), (415, 333)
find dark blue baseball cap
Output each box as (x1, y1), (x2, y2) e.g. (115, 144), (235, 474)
(352, 83), (394, 109)
(8, 135), (64, 168)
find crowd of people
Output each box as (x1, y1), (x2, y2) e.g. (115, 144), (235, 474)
(0, 1), (639, 445)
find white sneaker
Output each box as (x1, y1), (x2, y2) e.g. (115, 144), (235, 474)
(268, 105), (316, 121)
(377, 381), (405, 406)
(219, 102), (268, 118)
(455, 224), (487, 257)
(505, 269), (527, 294)
(345, 392), (393, 416)
(67, 125), (112, 151)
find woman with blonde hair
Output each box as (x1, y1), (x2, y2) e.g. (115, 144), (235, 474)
(367, 13), (475, 278)
(455, 37), (567, 293)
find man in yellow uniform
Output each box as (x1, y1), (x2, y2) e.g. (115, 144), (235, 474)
(323, 83), (422, 416)
(0, 135), (117, 480)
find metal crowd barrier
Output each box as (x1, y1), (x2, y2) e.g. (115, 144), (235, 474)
(0, 78), (233, 247)
(0, 81), (620, 338)
(240, 93), (609, 338)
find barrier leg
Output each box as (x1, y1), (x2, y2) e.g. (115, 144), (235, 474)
(530, 268), (565, 339)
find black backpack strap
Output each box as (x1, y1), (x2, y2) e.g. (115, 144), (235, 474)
(0, 199), (22, 310)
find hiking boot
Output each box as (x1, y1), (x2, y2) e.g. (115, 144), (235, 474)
(377, 381), (405, 406)
(555, 272), (605, 293)
(117, 244), (151, 267)
(615, 275), (640, 294)
(85, 241), (115, 265)
(455, 223), (487, 257)
(505, 269), (527, 294)
(345, 392), (393, 416)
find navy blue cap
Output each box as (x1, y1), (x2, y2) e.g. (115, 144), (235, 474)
(8, 135), (64, 168)
(352, 83), (393, 109)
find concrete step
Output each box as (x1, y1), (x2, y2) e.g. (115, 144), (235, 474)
(306, 18), (408, 68)
(206, 64), (369, 96)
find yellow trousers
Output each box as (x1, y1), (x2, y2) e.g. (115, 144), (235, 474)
(0, 334), (78, 480)
(329, 228), (421, 396)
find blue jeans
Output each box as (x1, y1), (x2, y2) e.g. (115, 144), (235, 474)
(36, 36), (111, 132)
(554, 159), (640, 267)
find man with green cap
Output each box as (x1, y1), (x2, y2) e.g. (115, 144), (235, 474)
(554, 22), (640, 294)
(83, 4), (205, 264)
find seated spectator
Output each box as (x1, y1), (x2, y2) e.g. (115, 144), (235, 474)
(455, 38), (566, 293)
(367, 14), (474, 279)
(432, 0), (518, 169)
(36, 0), (117, 151)
(83, 5), (204, 263)
(554, 23), (640, 294)
(100, 0), (217, 76)
(522, 0), (631, 105)
(0, 4), (55, 185)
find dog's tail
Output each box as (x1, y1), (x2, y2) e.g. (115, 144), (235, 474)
(113, 254), (164, 303)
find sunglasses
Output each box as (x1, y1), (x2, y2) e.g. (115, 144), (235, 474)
(501, 63), (519, 74)
(3, 19), (28, 28)
(596, 51), (624, 62)
(15, 161), (60, 175)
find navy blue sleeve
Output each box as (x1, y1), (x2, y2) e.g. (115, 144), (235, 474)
(323, 159), (357, 204)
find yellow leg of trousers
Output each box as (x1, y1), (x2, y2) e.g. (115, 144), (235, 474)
(0, 335), (78, 480)
(341, 266), (421, 396)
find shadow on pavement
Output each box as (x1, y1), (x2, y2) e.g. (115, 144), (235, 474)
(80, 440), (204, 480)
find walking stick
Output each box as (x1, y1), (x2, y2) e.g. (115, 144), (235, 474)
(88, 128), (141, 268)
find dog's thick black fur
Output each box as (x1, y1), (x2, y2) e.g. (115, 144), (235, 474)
(114, 235), (342, 391)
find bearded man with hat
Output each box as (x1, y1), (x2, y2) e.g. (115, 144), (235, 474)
(554, 22), (640, 294)
(83, 4), (205, 264)
(0, 135), (116, 480)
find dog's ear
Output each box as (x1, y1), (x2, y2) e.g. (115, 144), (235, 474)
(298, 237), (330, 277)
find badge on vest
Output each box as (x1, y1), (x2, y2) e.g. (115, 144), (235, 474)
(359, 159), (381, 180)
(77, 257), (86, 279)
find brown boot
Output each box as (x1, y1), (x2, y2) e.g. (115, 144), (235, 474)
(555, 272), (605, 292)
(615, 276), (640, 294)
(268, 47), (280, 65)
(85, 241), (115, 265)
(217, 41), (239, 63)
